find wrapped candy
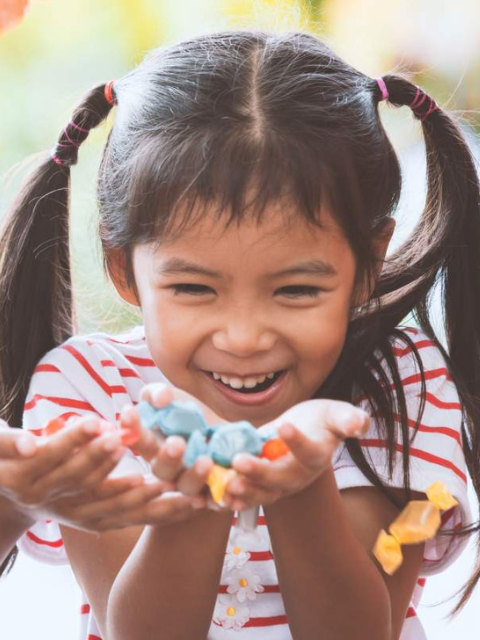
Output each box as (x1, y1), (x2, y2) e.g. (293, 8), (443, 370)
(135, 399), (289, 524)
(373, 482), (458, 575)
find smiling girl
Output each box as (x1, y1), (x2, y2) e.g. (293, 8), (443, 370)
(0, 30), (479, 640)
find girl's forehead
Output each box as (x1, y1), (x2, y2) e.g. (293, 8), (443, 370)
(155, 204), (350, 257)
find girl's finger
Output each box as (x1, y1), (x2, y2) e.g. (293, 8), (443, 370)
(120, 405), (160, 460)
(322, 402), (369, 440)
(277, 423), (330, 471)
(150, 436), (187, 482)
(31, 417), (105, 475)
(231, 451), (304, 493)
(100, 492), (199, 529)
(140, 383), (174, 409)
(175, 455), (214, 497)
(32, 432), (125, 494)
(0, 429), (37, 459)
(69, 479), (165, 522)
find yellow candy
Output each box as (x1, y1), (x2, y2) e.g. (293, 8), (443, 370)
(390, 501), (441, 544)
(373, 530), (403, 575)
(426, 481), (458, 511)
(373, 482), (457, 575)
(207, 464), (236, 504)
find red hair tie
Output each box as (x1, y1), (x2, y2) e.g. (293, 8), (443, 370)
(104, 81), (116, 106)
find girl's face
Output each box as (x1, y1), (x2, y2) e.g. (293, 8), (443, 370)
(116, 205), (382, 426)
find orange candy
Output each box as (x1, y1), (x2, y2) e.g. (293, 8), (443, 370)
(0, 0), (30, 34)
(43, 417), (67, 436)
(261, 438), (289, 460)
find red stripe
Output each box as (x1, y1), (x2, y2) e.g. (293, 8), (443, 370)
(359, 439), (467, 483)
(232, 515), (266, 526)
(62, 345), (127, 397)
(417, 578), (426, 587)
(400, 368), (452, 387)
(244, 615), (288, 627)
(34, 364), (60, 373)
(391, 339), (436, 357)
(119, 368), (141, 378)
(424, 392), (461, 411)
(80, 604), (91, 614)
(371, 413), (462, 446)
(406, 607), (417, 619)
(249, 550), (274, 561)
(100, 361), (140, 378)
(218, 584), (280, 594)
(24, 394), (95, 412)
(125, 355), (156, 367)
(87, 636), (102, 640)
(29, 412), (81, 435)
(26, 531), (63, 548)
(402, 327), (419, 335)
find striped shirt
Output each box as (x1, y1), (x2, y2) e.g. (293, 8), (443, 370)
(19, 325), (471, 640)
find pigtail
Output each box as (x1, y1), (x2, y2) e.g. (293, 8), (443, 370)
(0, 82), (114, 578)
(0, 83), (114, 428)
(372, 75), (480, 609)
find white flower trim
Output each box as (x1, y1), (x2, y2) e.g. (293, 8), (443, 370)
(226, 566), (265, 603)
(213, 594), (250, 630)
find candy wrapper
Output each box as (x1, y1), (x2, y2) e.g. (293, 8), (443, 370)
(373, 481), (458, 575)
(135, 399), (288, 530)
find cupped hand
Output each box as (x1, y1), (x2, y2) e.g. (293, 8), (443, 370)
(224, 399), (369, 510)
(121, 383), (226, 510)
(0, 417), (170, 533)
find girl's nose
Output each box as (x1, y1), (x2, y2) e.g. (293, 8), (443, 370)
(212, 318), (277, 356)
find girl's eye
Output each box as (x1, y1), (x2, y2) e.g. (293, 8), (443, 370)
(170, 284), (214, 296)
(277, 285), (322, 298)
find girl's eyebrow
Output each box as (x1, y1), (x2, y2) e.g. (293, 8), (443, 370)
(157, 257), (338, 278)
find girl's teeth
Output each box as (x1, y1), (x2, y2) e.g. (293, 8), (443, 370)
(212, 372), (277, 389)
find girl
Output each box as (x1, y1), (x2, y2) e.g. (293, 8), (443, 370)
(0, 29), (478, 640)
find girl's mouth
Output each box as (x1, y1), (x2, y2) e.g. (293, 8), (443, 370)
(203, 369), (288, 406)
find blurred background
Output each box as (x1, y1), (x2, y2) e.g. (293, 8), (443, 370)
(0, 0), (479, 638)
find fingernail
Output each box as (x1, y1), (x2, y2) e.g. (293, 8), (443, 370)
(15, 434), (37, 457)
(102, 434), (121, 452)
(152, 387), (167, 407)
(120, 426), (140, 447)
(83, 420), (101, 435)
(165, 440), (181, 457)
(339, 408), (369, 435)
(233, 457), (252, 473)
(278, 424), (295, 439)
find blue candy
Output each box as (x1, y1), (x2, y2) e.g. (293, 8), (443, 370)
(138, 399), (264, 468)
(209, 422), (263, 467)
(137, 400), (207, 439)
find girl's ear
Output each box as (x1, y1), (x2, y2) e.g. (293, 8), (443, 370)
(354, 218), (396, 308)
(106, 249), (140, 307)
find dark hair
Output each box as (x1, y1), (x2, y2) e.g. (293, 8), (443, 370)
(1, 31), (479, 609)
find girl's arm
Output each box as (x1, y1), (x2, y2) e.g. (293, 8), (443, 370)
(61, 509), (233, 640)
(263, 470), (424, 640)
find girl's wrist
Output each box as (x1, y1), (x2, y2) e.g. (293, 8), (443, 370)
(0, 493), (36, 530)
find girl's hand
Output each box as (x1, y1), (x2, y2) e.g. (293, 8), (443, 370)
(0, 417), (166, 532)
(121, 384), (225, 510)
(224, 400), (369, 510)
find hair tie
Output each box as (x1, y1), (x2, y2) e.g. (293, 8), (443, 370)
(409, 86), (438, 122)
(104, 80), (116, 106)
(375, 77), (389, 102)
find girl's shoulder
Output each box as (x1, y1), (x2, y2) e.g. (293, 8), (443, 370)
(384, 325), (451, 381)
(36, 324), (150, 368)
